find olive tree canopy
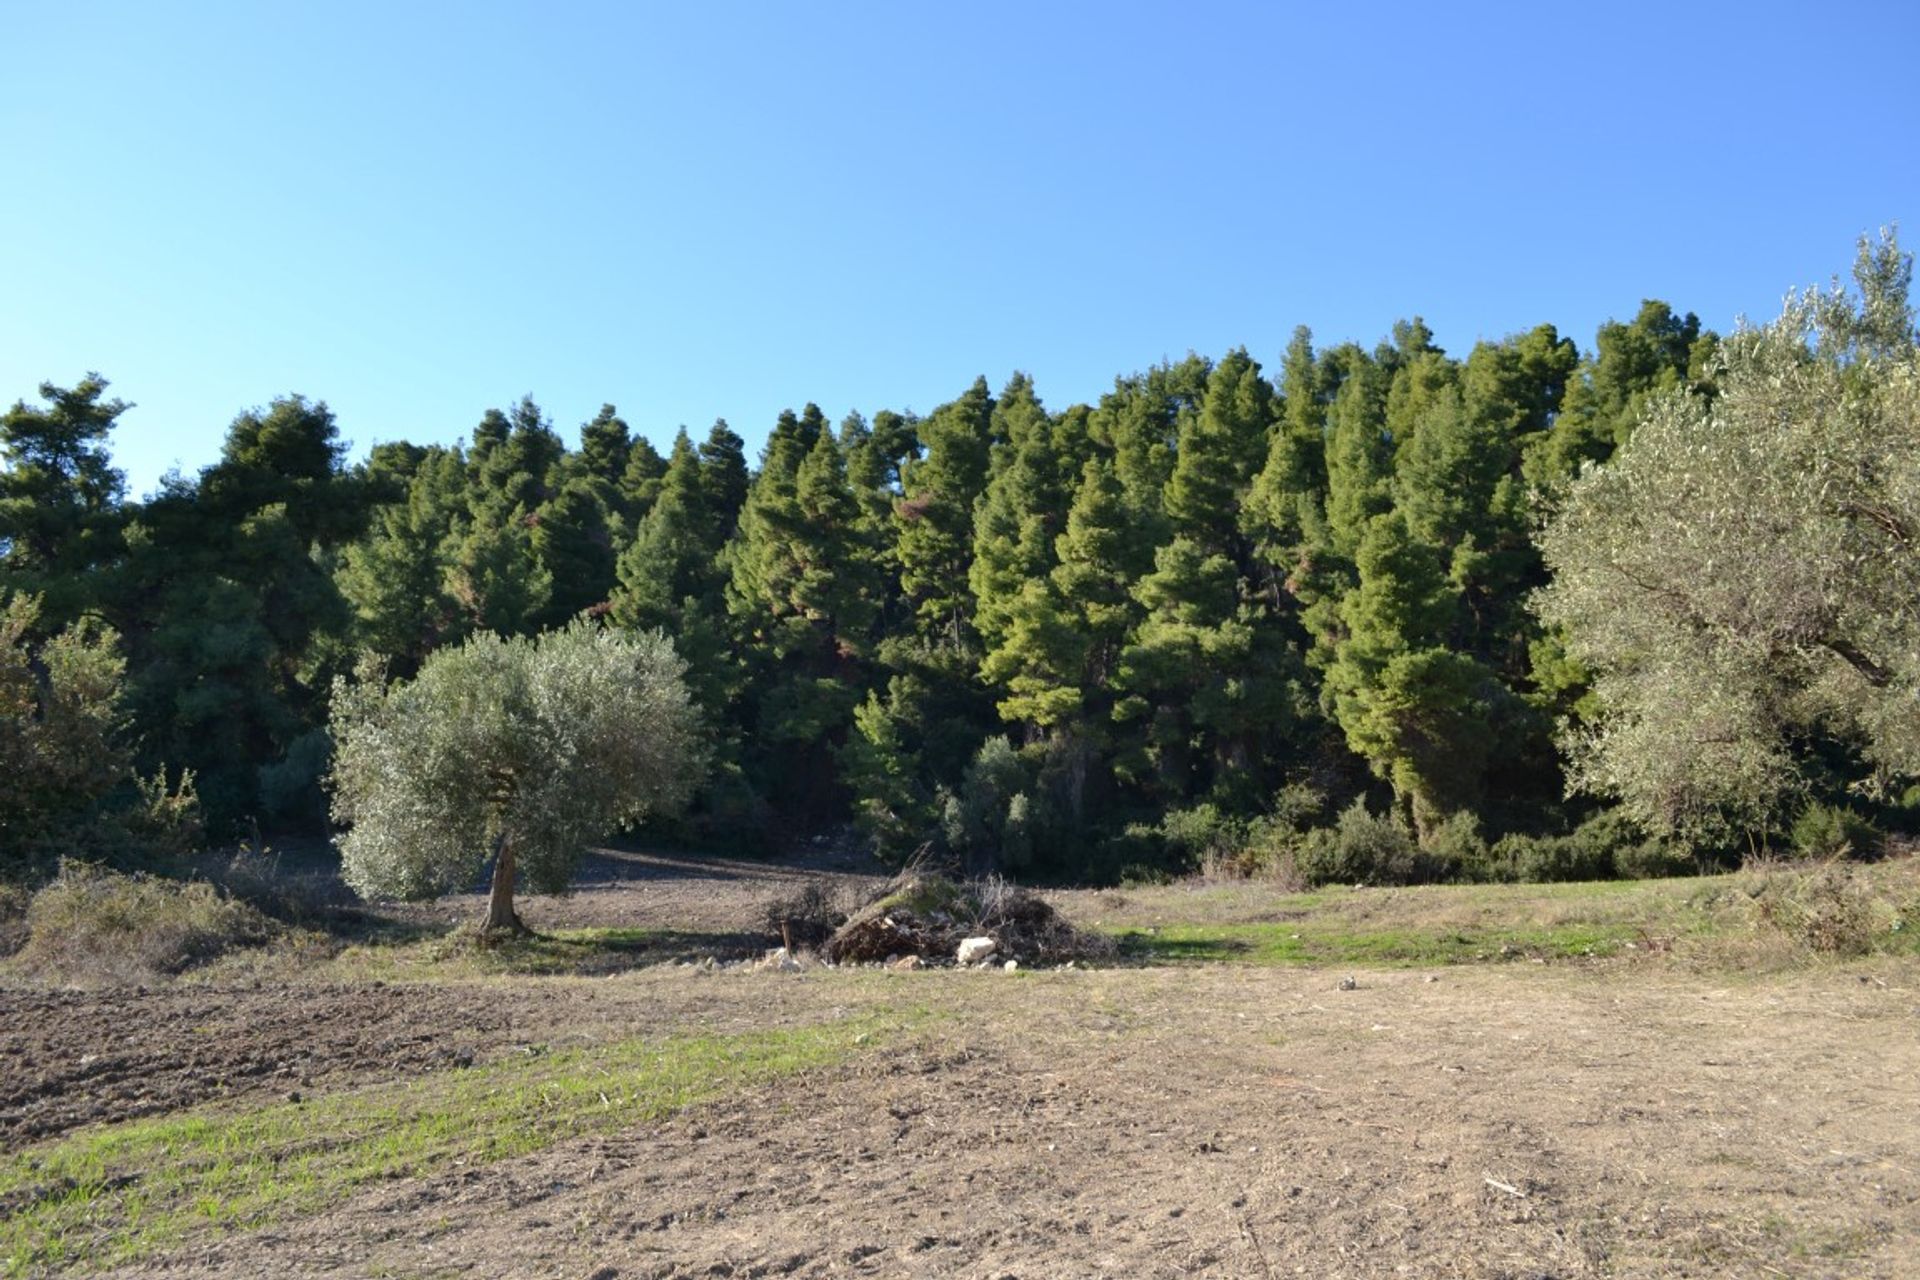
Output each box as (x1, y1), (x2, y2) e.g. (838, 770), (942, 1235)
(1536, 231), (1920, 847)
(330, 620), (704, 930)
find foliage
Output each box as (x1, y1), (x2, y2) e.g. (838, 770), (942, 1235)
(1538, 230), (1920, 847)
(18, 234), (1917, 886)
(940, 735), (1035, 873)
(1788, 801), (1882, 861)
(329, 621), (703, 925)
(0, 594), (130, 873)
(1296, 799), (1423, 886)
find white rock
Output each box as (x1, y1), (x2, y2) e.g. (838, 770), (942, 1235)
(956, 936), (999, 966)
(1003, 959), (1019, 973)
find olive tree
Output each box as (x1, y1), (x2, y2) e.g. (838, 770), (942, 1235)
(0, 593), (130, 872)
(329, 620), (704, 931)
(1536, 231), (1920, 846)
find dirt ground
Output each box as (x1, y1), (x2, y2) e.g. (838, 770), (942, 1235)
(5, 850), (1918, 1279)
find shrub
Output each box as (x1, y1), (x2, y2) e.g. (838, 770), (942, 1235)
(1745, 861), (1914, 956)
(122, 767), (205, 860)
(1297, 800), (1422, 886)
(1, 594), (132, 875)
(1160, 804), (1251, 877)
(195, 838), (355, 924)
(1419, 811), (1487, 880)
(0, 881), (28, 957)
(940, 737), (1034, 873)
(1456, 811), (1688, 884)
(256, 729), (331, 829)
(13, 863), (274, 982)
(1788, 801), (1881, 861)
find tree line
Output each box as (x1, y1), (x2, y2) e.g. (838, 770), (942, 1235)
(5, 233), (1915, 885)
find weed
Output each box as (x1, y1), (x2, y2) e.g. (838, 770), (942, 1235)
(9, 863), (274, 983)
(1743, 859), (1917, 956)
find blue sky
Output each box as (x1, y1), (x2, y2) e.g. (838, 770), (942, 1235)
(5, 0), (1915, 497)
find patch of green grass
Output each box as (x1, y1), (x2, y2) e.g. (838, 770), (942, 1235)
(0, 1008), (923, 1275)
(1110, 919), (1642, 967)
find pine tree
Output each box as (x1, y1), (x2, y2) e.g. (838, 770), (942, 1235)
(971, 373), (1068, 656)
(1324, 511), (1491, 839)
(978, 458), (1141, 819)
(611, 430), (716, 630)
(577, 404), (633, 488)
(116, 396), (364, 831)
(336, 446), (467, 669)
(897, 377), (992, 642)
(1523, 301), (1710, 490)
(0, 375), (129, 629)
(727, 420), (878, 817)
(699, 419), (750, 538)
(529, 477), (618, 628)
(618, 436), (668, 520)
(1164, 348), (1273, 554)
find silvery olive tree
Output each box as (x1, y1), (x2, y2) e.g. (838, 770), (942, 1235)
(1536, 231), (1920, 847)
(329, 620), (704, 931)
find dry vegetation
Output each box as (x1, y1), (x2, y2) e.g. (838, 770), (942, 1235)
(2, 848), (1917, 1277)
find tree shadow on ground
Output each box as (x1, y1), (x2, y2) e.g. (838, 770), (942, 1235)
(1113, 931), (1253, 963)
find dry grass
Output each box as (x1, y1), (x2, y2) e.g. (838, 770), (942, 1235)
(7, 864), (276, 984)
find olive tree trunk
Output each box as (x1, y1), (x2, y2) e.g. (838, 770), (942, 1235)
(483, 833), (527, 934)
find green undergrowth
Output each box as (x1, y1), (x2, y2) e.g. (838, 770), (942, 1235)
(1112, 919), (1640, 966)
(1079, 875), (1705, 968)
(1088, 858), (1920, 968)
(0, 1007), (925, 1275)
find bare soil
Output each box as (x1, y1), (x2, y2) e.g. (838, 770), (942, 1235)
(5, 849), (1918, 1279)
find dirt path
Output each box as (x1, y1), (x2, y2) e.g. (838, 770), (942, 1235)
(378, 843), (894, 934)
(20, 961), (1910, 1279)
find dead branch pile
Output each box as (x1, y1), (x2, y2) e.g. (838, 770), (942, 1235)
(821, 871), (1112, 965)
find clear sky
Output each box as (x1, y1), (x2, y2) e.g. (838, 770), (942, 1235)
(5, 0), (1915, 497)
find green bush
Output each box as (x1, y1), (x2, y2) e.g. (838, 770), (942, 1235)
(13, 863), (275, 982)
(1159, 804), (1251, 876)
(1457, 810), (1687, 884)
(941, 737), (1035, 873)
(1418, 811), (1487, 880)
(1788, 801), (1881, 861)
(1297, 800), (1422, 886)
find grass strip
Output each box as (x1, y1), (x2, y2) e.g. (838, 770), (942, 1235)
(1110, 919), (1643, 966)
(1, 1008), (918, 1275)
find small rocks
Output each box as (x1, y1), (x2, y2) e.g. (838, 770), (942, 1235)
(1338, 975), (1358, 991)
(761, 947), (803, 973)
(1003, 959), (1019, 973)
(956, 936), (999, 966)
(889, 955), (923, 972)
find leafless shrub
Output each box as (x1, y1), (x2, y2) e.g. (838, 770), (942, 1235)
(763, 881), (851, 950)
